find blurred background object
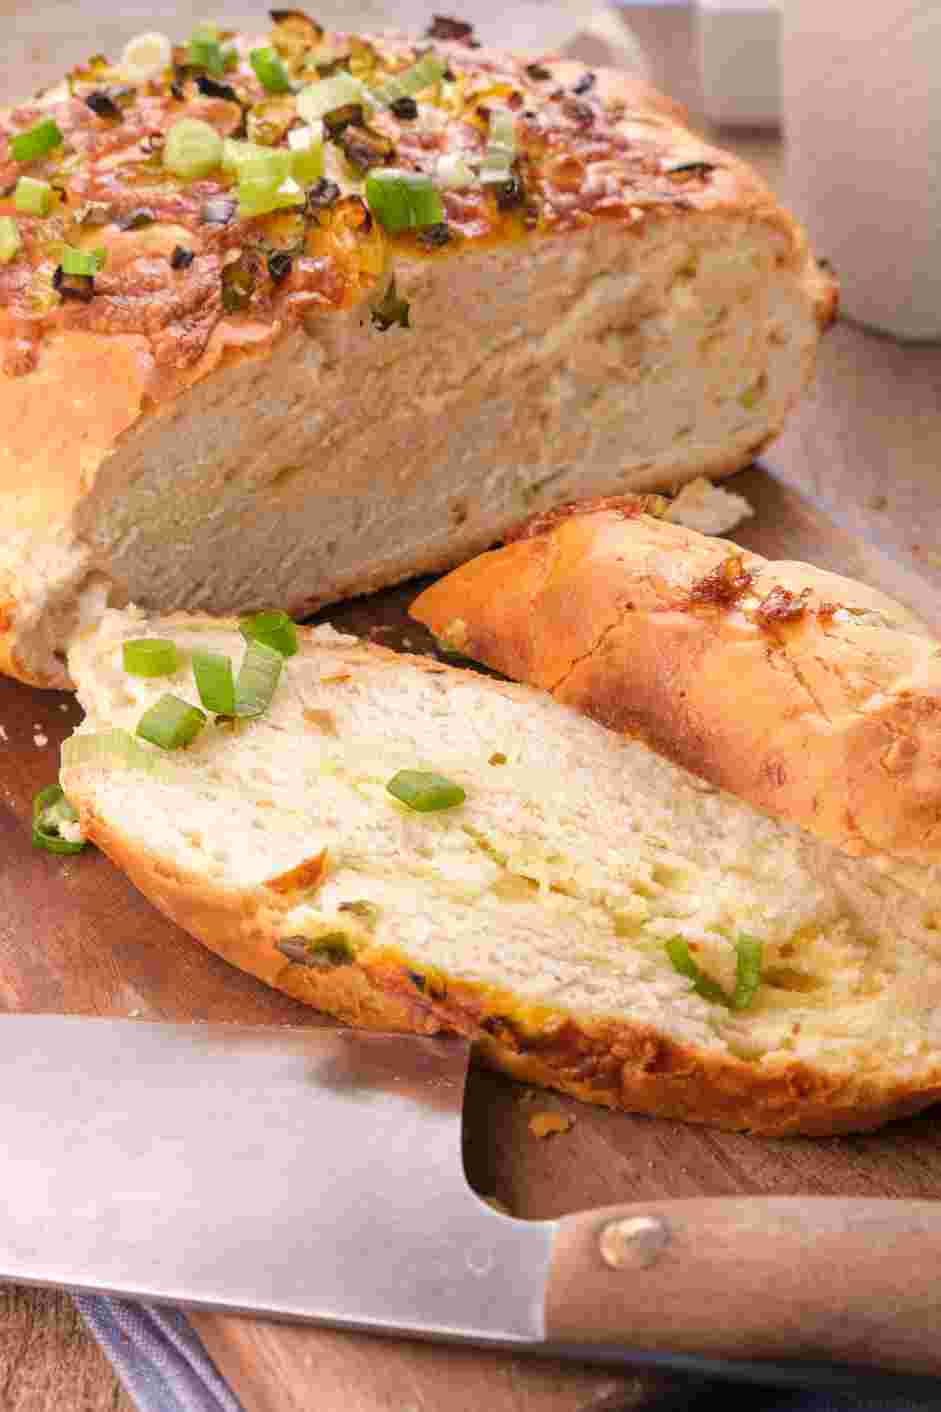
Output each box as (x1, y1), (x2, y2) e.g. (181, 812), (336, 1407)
(695, 0), (780, 128)
(781, 0), (940, 341)
(625, 0), (939, 342)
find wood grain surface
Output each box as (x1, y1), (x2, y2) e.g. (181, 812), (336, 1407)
(0, 1287), (134, 1412)
(2, 5), (941, 1412)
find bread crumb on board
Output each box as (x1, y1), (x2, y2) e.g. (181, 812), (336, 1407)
(529, 1112), (576, 1139)
(0, 724), (7, 741)
(664, 477), (754, 535)
(33, 731), (48, 747)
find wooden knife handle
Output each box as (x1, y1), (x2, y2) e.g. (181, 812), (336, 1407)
(545, 1197), (941, 1377)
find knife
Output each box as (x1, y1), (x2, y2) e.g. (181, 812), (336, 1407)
(3, 1016), (941, 1393)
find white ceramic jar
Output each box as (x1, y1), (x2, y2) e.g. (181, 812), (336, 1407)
(781, 0), (941, 340)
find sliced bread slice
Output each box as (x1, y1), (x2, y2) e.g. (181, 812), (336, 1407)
(60, 609), (941, 1135)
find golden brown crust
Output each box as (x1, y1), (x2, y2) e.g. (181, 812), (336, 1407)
(412, 502), (941, 864)
(0, 27), (820, 378)
(0, 36), (829, 448)
(56, 802), (941, 1137)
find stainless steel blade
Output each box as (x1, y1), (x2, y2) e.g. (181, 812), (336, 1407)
(0, 1016), (553, 1344)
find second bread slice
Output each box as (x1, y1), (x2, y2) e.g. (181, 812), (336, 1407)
(61, 609), (941, 1135)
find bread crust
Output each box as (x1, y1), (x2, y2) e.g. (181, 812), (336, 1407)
(0, 26), (834, 688)
(412, 498), (941, 865)
(57, 803), (941, 1137)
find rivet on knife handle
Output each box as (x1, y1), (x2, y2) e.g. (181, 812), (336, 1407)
(599, 1216), (670, 1271)
(545, 1196), (941, 1377)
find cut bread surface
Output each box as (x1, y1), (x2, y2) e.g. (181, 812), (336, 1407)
(5, 203), (826, 690)
(61, 610), (941, 1134)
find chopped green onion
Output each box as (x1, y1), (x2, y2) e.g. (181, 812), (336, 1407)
(399, 51), (446, 93)
(120, 31), (173, 81)
(287, 122), (325, 184)
(435, 152), (475, 189)
(664, 938), (729, 1007)
(233, 146), (292, 183)
(0, 216), (21, 263)
(370, 275), (410, 331)
(220, 137), (248, 174)
(122, 637), (179, 677)
(222, 138), (284, 177)
(230, 148), (289, 199)
(375, 52), (445, 106)
(296, 74), (373, 124)
(137, 694), (206, 749)
(365, 171), (409, 231)
(237, 173), (305, 219)
(234, 639), (283, 717)
(665, 934), (764, 1011)
(14, 176), (52, 216)
(163, 117), (223, 179)
(192, 648), (236, 714)
(338, 899), (380, 929)
(480, 106), (517, 184)
(61, 244), (106, 276)
(187, 23), (225, 75)
(222, 42), (239, 71)
(239, 609), (298, 657)
(364, 167), (443, 233)
(10, 117), (63, 163)
(221, 250), (258, 310)
(32, 784), (86, 856)
(250, 46), (292, 94)
(306, 934), (355, 967)
(732, 934), (764, 1011)
(405, 176), (442, 228)
(386, 770), (466, 813)
(225, 140), (314, 201)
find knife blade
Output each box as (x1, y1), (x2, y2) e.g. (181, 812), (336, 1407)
(2, 1015), (941, 1392)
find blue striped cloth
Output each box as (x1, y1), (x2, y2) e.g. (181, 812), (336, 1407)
(75, 1297), (244, 1412)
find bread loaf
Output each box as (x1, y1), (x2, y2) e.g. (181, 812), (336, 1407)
(60, 608), (941, 1136)
(412, 497), (941, 865)
(0, 16), (834, 689)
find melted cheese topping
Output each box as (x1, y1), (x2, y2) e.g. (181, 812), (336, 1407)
(0, 14), (731, 387)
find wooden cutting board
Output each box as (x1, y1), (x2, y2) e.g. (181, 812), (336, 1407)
(2, 466), (941, 1412)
